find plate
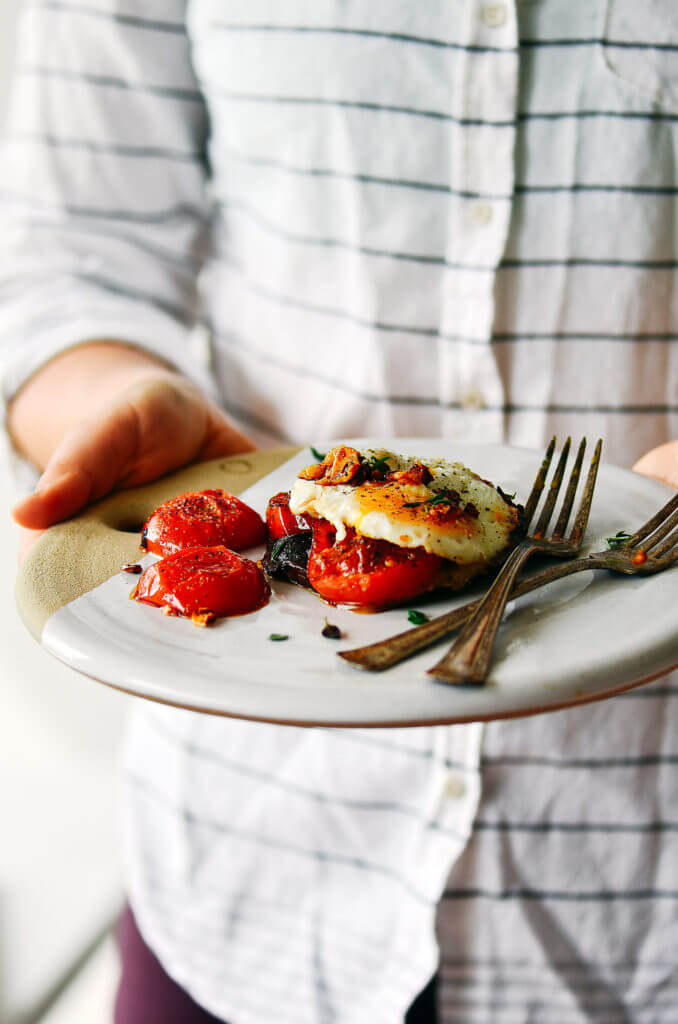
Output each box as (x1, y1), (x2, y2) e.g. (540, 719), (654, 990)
(17, 440), (678, 727)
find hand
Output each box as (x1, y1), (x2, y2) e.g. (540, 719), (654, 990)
(12, 372), (255, 534)
(633, 441), (678, 490)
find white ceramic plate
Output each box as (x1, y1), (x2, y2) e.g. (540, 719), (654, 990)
(40, 440), (678, 727)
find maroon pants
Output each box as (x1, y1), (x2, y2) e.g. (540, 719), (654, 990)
(115, 905), (438, 1023)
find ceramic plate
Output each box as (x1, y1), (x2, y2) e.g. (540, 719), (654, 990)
(19, 440), (678, 727)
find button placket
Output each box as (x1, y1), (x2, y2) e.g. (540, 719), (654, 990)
(481, 3), (508, 28)
(440, 1), (518, 429)
(461, 389), (487, 411)
(433, 723), (484, 824)
(471, 202), (494, 227)
(443, 773), (468, 799)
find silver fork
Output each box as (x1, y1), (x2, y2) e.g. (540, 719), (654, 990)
(426, 436), (602, 685)
(339, 491), (678, 673)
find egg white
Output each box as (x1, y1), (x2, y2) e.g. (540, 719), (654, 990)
(289, 448), (519, 565)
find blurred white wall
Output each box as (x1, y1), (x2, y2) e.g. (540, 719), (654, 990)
(0, 0), (21, 130)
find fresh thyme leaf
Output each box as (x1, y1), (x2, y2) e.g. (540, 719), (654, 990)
(310, 446), (326, 462)
(321, 618), (342, 639)
(269, 633), (289, 642)
(366, 454), (391, 473)
(270, 537), (288, 560)
(606, 530), (633, 550)
(407, 609), (429, 625)
(404, 493), (451, 509)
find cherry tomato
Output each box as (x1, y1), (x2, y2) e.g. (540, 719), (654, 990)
(307, 520), (442, 608)
(265, 491), (314, 541)
(141, 489), (267, 556)
(132, 546), (269, 621)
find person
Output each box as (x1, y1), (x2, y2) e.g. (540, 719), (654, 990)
(3, 1), (678, 1021)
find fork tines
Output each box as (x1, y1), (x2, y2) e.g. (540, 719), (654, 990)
(525, 436), (602, 544)
(424, 436), (603, 685)
(630, 493), (678, 562)
(626, 491), (678, 551)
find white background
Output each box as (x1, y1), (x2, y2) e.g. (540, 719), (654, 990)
(0, 3), (125, 1021)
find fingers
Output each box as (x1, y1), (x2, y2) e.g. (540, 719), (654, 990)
(11, 377), (259, 531)
(113, 383), (256, 485)
(199, 407), (258, 462)
(633, 441), (678, 490)
(12, 404), (140, 529)
(13, 468), (93, 529)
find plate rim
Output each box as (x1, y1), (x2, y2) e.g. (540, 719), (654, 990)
(34, 438), (678, 727)
(60, 660), (678, 729)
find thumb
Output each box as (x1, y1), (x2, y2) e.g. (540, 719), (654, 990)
(12, 403), (140, 530)
(198, 406), (258, 462)
(13, 466), (95, 530)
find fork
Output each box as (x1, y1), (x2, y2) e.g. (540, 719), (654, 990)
(426, 436), (603, 684)
(339, 490), (678, 673)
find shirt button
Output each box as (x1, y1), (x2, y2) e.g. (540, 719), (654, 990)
(461, 390), (486, 410)
(471, 202), (493, 227)
(481, 3), (508, 27)
(443, 774), (467, 799)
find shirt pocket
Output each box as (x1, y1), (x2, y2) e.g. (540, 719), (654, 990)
(601, 0), (678, 111)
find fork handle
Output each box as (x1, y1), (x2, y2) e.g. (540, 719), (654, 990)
(427, 541), (537, 684)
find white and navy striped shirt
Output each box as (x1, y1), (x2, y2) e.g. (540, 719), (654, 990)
(2, 1), (678, 1021)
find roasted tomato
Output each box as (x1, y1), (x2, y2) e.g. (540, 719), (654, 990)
(141, 489), (267, 556)
(307, 520), (443, 608)
(132, 545), (269, 624)
(265, 491), (315, 541)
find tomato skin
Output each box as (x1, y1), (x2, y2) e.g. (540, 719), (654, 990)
(142, 489), (266, 556)
(132, 546), (269, 619)
(265, 491), (314, 541)
(307, 521), (443, 608)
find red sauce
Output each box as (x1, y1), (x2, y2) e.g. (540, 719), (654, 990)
(632, 550), (647, 565)
(141, 489), (267, 556)
(132, 546), (270, 624)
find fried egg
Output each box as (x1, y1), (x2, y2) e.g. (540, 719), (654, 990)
(289, 447), (521, 566)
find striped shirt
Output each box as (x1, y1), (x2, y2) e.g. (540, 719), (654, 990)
(1, 1), (678, 1021)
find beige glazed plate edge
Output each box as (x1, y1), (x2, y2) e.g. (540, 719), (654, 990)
(15, 448), (301, 641)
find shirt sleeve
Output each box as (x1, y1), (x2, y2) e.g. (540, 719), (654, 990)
(0, 0), (216, 412)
